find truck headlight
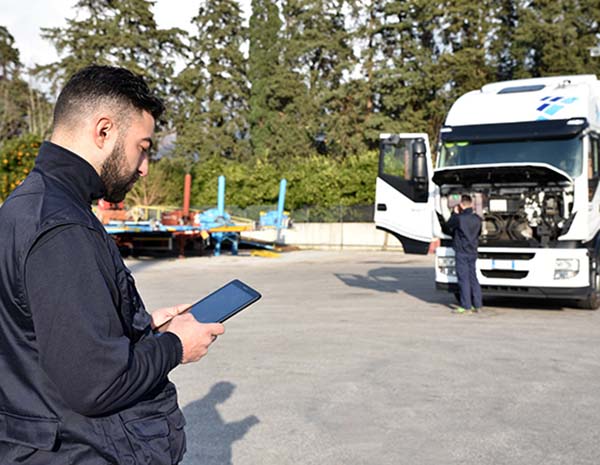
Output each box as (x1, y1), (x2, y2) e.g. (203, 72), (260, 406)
(437, 257), (456, 276)
(554, 258), (579, 280)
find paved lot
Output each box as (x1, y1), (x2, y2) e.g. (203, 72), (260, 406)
(128, 250), (600, 465)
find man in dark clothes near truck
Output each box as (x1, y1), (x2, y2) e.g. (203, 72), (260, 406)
(0, 65), (224, 464)
(447, 194), (483, 313)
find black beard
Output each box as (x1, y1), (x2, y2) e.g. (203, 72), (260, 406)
(100, 141), (139, 203)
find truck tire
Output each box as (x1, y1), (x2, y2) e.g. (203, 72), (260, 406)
(578, 263), (600, 310)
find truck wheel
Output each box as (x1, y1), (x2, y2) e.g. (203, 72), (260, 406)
(579, 266), (600, 310)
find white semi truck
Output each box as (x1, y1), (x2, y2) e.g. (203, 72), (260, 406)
(375, 75), (600, 309)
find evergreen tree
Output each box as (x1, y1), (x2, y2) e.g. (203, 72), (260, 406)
(0, 25), (26, 141)
(513, 0), (600, 77)
(488, 0), (520, 81)
(0, 25), (20, 80)
(439, 0), (496, 89)
(0, 26), (51, 141)
(436, 0), (497, 123)
(247, 0), (316, 160)
(279, 0), (356, 158)
(362, 0), (446, 141)
(36, 0), (185, 113)
(350, 0), (390, 148)
(174, 0), (250, 161)
(247, 0), (284, 157)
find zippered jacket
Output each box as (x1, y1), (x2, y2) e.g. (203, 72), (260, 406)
(447, 207), (482, 256)
(0, 142), (186, 465)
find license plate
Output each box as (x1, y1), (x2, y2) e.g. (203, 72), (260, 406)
(491, 259), (515, 270)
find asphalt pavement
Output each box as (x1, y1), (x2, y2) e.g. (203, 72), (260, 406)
(129, 250), (600, 465)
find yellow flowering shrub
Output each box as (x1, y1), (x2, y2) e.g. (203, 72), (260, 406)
(0, 134), (41, 201)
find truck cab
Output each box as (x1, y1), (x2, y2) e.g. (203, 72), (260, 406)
(375, 75), (600, 308)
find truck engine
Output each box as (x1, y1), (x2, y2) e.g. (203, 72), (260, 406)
(440, 184), (574, 247)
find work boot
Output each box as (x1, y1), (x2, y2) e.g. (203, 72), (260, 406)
(452, 306), (468, 314)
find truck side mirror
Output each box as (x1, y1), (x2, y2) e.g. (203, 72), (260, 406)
(412, 139), (427, 185)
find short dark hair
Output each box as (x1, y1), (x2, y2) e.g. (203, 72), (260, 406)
(53, 65), (164, 130)
(461, 194), (473, 204)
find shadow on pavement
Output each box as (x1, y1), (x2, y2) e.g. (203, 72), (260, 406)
(335, 266), (450, 305)
(483, 296), (579, 311)
(335, 266), (584, 311)
(182, 381), (259, 465)
(124, 256), (173, 274)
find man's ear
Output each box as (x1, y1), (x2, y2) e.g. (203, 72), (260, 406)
(94, 117), (116, 150)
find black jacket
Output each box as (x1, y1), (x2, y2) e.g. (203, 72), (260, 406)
(0, 142), (186, 464)
(447, 207), (481, 256)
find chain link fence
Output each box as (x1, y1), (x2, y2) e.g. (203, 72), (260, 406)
(222, 204), (375, 223)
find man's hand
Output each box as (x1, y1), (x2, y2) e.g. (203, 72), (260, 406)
(453, 205), (462, 214)
(166, 314), (225, 364)
(151, 303), (191, 331)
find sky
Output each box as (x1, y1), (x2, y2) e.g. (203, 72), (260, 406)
(0, 0), (251, 70)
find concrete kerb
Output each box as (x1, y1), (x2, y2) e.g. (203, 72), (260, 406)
(242, 222), (403, 251)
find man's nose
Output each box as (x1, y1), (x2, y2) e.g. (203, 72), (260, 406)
(138, 154), (149, 177)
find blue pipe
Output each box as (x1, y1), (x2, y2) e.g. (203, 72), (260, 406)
(217, 175), (225, 217)
(276, 178), (287, 228)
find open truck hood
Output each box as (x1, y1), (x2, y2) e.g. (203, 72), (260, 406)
(432, 162), (573, 186)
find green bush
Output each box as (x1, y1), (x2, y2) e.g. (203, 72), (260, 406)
(189, 150), (378, 210)
(0, 139), (378, 214)
(127, 156), (189, 207)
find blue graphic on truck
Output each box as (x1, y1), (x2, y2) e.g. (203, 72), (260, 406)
(536, 96), (578, 120)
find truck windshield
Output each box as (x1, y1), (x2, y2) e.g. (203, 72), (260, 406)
(438, 137), (583, 177)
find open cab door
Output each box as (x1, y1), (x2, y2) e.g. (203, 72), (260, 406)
(374, 133), (436, 254)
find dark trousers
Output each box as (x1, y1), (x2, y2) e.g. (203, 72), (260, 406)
(456, 253), (482, 309)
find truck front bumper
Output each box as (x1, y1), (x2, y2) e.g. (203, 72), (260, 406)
(435, 246), (591, 298)
(436, 282), (592, 299)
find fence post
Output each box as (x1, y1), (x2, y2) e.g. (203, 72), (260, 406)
(339, 205), (344, 250)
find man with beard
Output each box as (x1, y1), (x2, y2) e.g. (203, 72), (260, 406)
(0, 65), (224, 465)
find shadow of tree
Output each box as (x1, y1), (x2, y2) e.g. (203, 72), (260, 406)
(181, 382), (259, 465)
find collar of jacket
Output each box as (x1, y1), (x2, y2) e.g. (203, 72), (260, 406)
(34, 141), (106, 205)
(461, 208), (473, 214)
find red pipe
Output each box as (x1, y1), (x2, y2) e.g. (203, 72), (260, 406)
(183, 173), (192, 219)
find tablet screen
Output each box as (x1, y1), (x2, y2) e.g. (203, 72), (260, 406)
(188, 280), (261, 323)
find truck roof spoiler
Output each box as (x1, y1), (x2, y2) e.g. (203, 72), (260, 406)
(441, 118), (588, 143)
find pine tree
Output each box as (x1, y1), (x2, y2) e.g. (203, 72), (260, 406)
(36, 0), (185, 110)
(174, 0), (250, 161)
(349, 0), (390, 149)
(488, 0), (520, 81)
(303, 0), (377, 157)
(435, 0), (498, 129)
(247, 0), (316, 160)
(363, 0), (447, 141)
(513, 0), (600, 77)
(438, 0), (496, 90)
(0, 25), (20, 81)
(0, 26), (51, 141)
(279, 0), (356, 157)
(247, 0), (285, 157)
(0, 25), (26, 141)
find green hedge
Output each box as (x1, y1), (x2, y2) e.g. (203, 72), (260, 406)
(188, 151), (378, 209)
(0, 137), (378, 212)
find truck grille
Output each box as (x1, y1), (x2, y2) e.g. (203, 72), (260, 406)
(481, 270), (528, 279)
(478, 252), (535, 260)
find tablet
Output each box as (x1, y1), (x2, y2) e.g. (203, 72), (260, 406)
(187, 279), (261, 323)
